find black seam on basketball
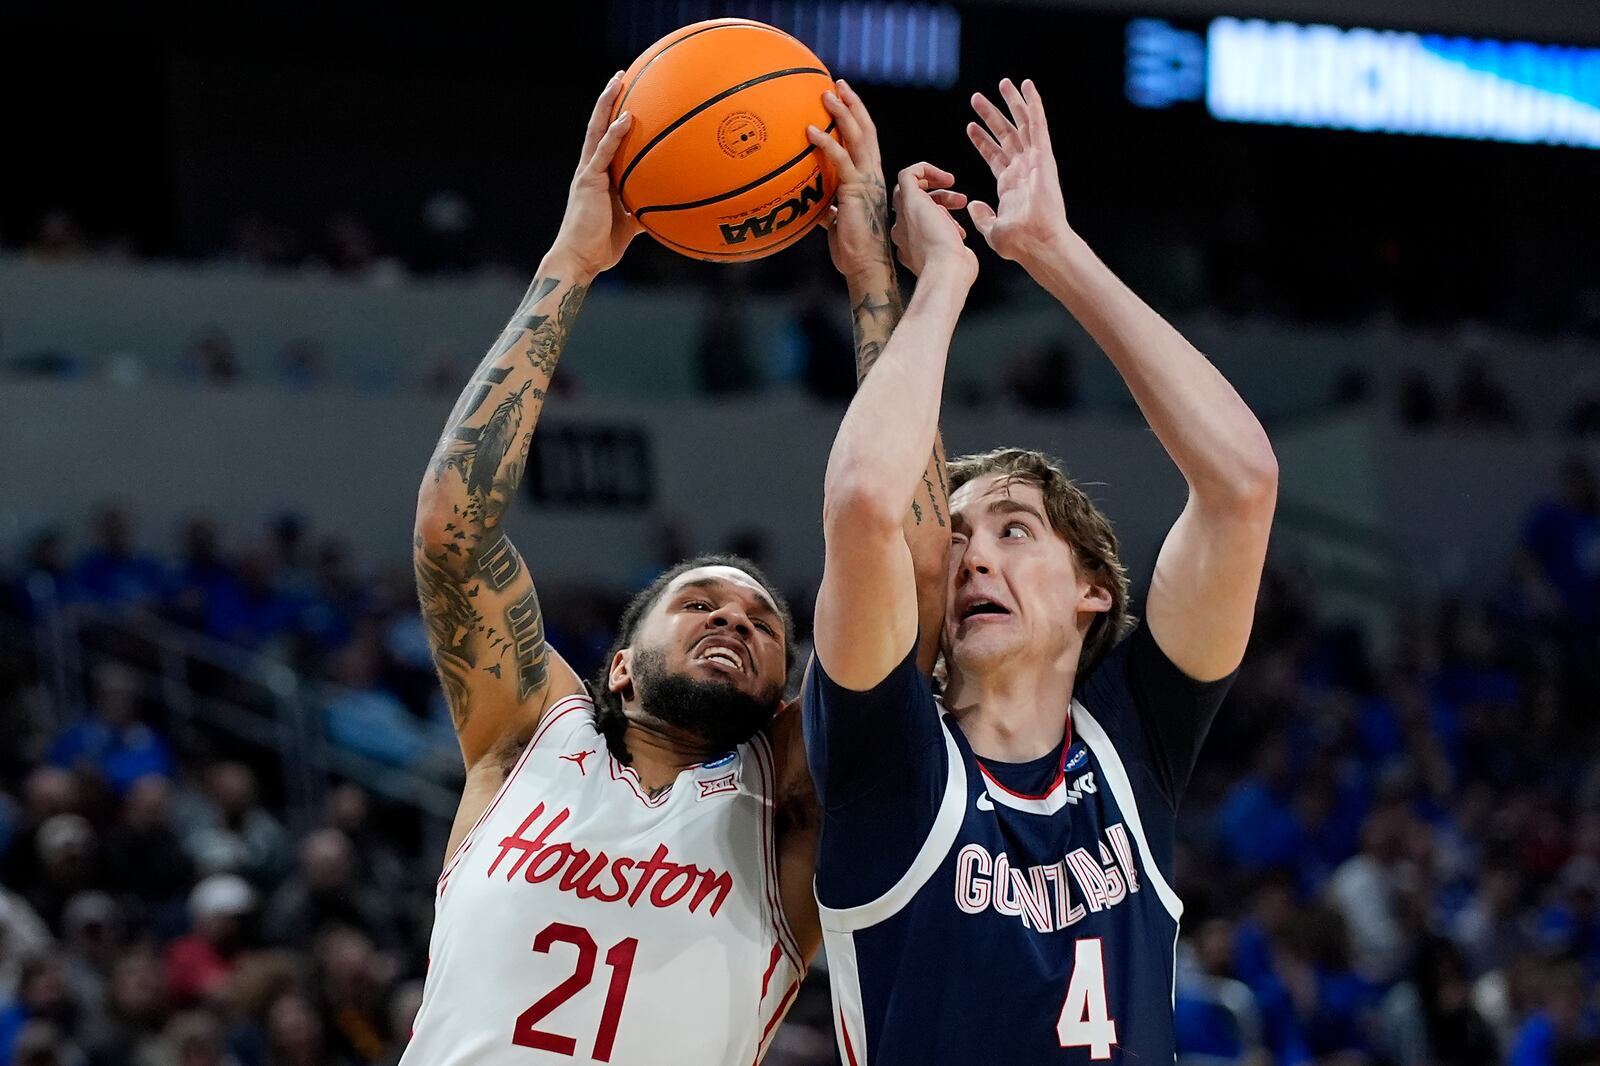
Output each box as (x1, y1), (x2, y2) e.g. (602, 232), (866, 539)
(618, 66), (831, 201)
(633, 118), (837, 219)
(615, 20), (798, 117)
(646, 211), (822, 260)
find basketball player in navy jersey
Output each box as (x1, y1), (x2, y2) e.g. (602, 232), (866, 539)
(804, 78), (1278, 1062)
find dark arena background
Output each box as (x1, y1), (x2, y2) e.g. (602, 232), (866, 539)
(3, 1), (1600, 1063)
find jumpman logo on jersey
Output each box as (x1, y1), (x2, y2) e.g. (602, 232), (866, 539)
(559, 749), (595, 775)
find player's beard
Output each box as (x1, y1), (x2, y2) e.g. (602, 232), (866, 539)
(631, 646), (781, 754)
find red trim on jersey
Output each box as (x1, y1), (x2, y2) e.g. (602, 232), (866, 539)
(437, 694), (588, 891)
(840, 1008), (862, 1066)
(757, 977), (802, 1055)
(760, 942), (783, 1000)
(749, 735), (804, 971)
(976, 718), (1074, 801)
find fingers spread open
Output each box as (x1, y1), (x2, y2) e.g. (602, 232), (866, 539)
(998, 78), (1030, 143)
(967, 121), (1004, 176)
(1021, 78), (1053, 153)
(970, 92), (1019, 151)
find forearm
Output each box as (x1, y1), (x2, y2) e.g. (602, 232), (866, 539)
(416, 250), (593, 564)
(1026, 232), (1276, 498)
(826, 264), (969, 528)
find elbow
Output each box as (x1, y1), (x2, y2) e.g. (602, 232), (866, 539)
(1224, 442), (1279, 514)
(822, 472), (903, 541)
(1194, 437), (1278, 517)
(414, 477), (456, 552)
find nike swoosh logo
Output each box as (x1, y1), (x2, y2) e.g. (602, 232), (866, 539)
(976, 792), (995, 811)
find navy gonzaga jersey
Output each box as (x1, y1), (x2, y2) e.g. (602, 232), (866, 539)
(802, 623), (1233, 1064)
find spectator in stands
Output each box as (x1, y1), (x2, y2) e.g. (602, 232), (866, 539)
(0, 889), (51, 1004)
(0, 954), (79, 1066)
(264, 989), (341, 1066)
(204, 549), (298, 651)
(1522, 457), (1600, 628)
(165, 874), (257, 1009)
(3, 530), (69, 622)
(1217, 732), (1302, 872)
(181, 762), (292, 887)
(322, 635), (449, 769)
(47, 663), (176, 796)
(1379, 935), (1500, 1066)
(320, 785), (406, 903)
(80, 952), (169, 1066)
(103, 774), (195, 935)
(1327, 800), (1426, 984)
(0, 770), (82, 911)
(381, 980), (424, 1066)
(153, 1010), (239, 1066)
(313, 926), (391, 1064)
(28, 814), (102, 932)
(167, 516), (240, 635)
(69, 503), (167, 611)
(1508, 956), (1600, 1066)
(262, 830), (398, 951)
(58, 891), (118, 1020)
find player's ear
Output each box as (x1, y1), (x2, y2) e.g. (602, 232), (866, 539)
(608, 648), (636, 701)
(1076, 579), (1113, 616)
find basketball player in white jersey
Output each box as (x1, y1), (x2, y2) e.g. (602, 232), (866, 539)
(403, 73), (949, 1065)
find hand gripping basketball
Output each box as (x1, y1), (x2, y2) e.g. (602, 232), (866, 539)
(550, 73), (644, 280)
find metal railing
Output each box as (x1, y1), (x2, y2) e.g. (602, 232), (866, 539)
(26, 590), (460, 838)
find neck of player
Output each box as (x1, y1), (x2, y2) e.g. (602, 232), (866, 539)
(943, 649), (1080, 764)
(622, 716), (725, 793)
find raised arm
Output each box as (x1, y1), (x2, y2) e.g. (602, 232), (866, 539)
(810, 82), (959, 676)
(812, 165), (978, 691)
(414, 76), (641, 769)
(966, 78), (1278, 681)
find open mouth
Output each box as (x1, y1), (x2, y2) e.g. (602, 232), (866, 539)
(959, 600), (1012, 622)
(693, 641), (745, 673)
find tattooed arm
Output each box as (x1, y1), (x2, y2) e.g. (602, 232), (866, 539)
(813, 81), (962, 675)
(415, 75), (641, 778)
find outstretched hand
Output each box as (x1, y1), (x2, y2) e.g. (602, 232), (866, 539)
(965, 78), (1070, 267)
(808, 79), (965, 283)
(550, 73), (644, 279)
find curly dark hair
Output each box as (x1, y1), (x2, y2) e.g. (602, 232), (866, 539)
(590, 553), (795, 765)
(947, 448), (1134, 678)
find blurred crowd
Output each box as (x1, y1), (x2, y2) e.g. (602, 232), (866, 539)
(1, 454), (1598, 1065)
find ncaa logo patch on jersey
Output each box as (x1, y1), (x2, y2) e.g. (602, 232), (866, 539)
(701, 752), (736, 769)
(1065, 744), (1088, 772)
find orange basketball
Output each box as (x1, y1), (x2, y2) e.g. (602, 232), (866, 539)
(609, 19), (840, 262)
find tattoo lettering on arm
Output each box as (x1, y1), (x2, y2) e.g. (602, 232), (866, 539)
(505, 585), (550, 701)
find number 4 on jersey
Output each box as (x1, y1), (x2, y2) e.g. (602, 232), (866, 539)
(1057, 938), (1117, 1059)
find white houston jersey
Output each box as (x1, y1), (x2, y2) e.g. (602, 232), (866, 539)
(402, 693), (805, 1066)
